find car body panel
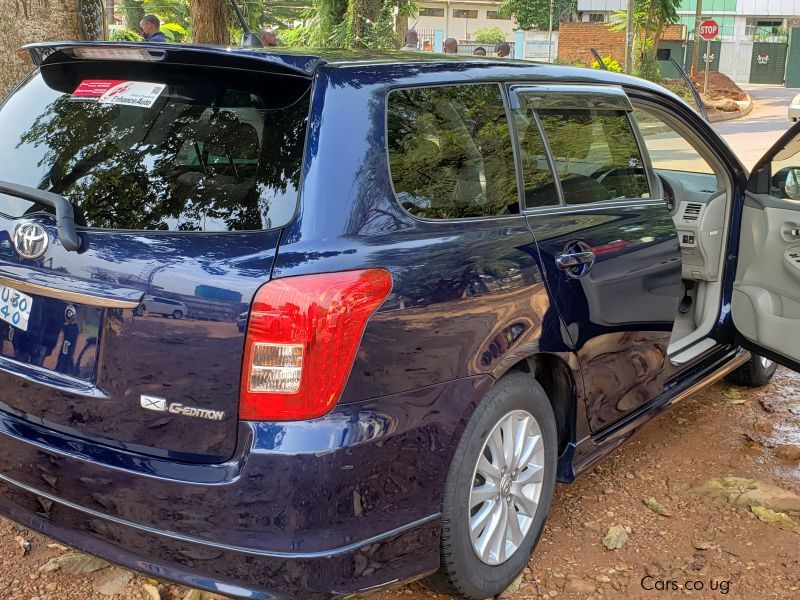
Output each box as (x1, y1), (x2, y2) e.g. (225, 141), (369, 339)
(0, 44), (771, 599)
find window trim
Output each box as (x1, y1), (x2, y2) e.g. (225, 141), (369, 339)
(384, 81), (525, 224)
(509, 84), (655, 211)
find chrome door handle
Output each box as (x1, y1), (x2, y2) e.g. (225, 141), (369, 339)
(555, 251), (595, 270)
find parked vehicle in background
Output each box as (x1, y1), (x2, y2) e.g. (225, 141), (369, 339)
(0, 42), (798, 599)
(789, 93), (800, 122)
(235, 311), (247, 332)
(138, 296), (188, 319)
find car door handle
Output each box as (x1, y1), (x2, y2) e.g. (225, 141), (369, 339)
(555, 251), (595, 270)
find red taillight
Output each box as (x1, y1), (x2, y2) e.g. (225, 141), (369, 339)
(239, 269), (392, 421)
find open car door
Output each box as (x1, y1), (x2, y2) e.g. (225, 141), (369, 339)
(732, 121), (800, 372)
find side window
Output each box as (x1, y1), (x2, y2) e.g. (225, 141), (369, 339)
(514, 112), (559, 209)
(536, 108), (650, 204)
(386, 84), (519, 219)
(633, 108), (718, 178)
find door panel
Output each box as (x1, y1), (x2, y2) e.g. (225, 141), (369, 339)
(735, 121), (800, 370)
(528, 205), (681, 432)
(512, 85), (682, 433)
(733, 196), (800, 364)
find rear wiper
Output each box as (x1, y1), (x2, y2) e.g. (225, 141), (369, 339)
(0, 180), (82, 252)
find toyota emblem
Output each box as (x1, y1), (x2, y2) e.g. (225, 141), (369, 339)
(13, 222), (49, 259)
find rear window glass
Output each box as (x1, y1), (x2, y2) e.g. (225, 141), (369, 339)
(386, 84), (519, 219)
(0, 63), (310, 231)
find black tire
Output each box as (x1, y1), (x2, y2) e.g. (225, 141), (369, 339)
(726, 353), (778, 388)
(423, 371), (557, 599)
(172, 310), (183, 319)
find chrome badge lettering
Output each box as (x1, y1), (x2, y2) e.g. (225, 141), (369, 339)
(140, 395), (224, 421)
(168, 403), (225, 421)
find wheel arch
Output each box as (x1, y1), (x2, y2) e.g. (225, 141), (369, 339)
(508, 353), (577, 457)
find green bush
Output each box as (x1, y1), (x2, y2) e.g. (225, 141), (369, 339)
(109, 28), (141, 42)
(472, 27), (507, 45)
(591, 55), (622, 72)
(161, 22), (189, 42)
(278, 25), (311, 47)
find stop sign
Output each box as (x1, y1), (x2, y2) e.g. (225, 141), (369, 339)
(698, 19), (719, 41)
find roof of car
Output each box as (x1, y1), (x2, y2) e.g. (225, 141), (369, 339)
(22, 41), (669, 96)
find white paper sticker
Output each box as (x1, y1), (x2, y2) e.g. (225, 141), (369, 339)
(98, 81), (166, 109)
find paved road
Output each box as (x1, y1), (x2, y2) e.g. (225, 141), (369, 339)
(712, 84), (799, 170)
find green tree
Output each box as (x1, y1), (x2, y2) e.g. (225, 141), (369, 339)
(610, 0), (680, 60)
(499, 0), (576, 31)
(302, 0), (418, 48)
(473, 27), (507, 45)
(121, 0), (145, 30)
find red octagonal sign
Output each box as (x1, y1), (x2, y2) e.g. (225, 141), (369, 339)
(698, 19), (719, 40)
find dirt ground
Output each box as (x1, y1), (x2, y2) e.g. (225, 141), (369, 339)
(0, 368), (798, 600)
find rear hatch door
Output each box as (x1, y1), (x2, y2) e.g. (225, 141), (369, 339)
(0, 45), (311, 461)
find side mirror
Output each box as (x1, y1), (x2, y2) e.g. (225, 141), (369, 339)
(771, 167), (800, 200)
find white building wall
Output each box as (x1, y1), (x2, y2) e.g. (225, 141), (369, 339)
(413, 1), (518, 42)
(736, 0), (800, 15)
(576, 0), (626, 11)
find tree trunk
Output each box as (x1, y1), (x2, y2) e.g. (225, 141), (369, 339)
(690, 0), (703, 77)
(120, 0), (144, 31)
(191, 0), (230, 45)
(395, 12), (408, 50)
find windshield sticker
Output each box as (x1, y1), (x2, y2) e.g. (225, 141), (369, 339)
(98, 81), (166, 108)
(72, 79), (125, 99)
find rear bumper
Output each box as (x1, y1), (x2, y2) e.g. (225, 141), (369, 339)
(789, 105), (800, 121)
(0, 376), (490, 598)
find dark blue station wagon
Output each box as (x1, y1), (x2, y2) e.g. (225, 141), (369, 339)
(0, 43), (799, 599)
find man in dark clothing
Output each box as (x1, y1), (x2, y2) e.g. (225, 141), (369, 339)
(496, 42), (511, 58)
(443, 38), (459, 54)
(140, 14), (167, 42)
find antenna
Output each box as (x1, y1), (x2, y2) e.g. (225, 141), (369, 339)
(229, 0), (262, 47)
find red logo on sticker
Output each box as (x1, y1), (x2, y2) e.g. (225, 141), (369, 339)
(72, 80), (125, 98)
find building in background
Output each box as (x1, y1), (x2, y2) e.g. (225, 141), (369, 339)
(577, 0), (800, 39)
(412, 1), (519, 42)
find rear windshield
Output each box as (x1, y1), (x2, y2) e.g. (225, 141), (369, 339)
(0, 62), (310, 231)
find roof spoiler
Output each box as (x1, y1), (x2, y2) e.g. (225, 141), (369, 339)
(18, 41), (324, 78)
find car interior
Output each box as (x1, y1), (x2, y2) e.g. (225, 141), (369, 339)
(632, 102), (734, 364)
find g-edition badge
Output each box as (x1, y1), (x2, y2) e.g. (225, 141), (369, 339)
(13, 222), (48, 259)
(140, 395), (225, 421)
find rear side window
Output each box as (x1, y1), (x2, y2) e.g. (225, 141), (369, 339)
(386, 84), (519, 219)
(0, 63), (310, 231)
(537, 109), (650, 204)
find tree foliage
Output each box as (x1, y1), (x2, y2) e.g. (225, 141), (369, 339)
(473, 27), (507, 45)
(610, 0), (680, 59)
(499, 0), (576, 32)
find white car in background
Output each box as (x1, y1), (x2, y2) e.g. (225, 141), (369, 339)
(790, 93), (800, 122)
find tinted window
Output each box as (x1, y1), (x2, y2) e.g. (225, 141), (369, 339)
(387, 84), (519, 219)
(0, 63), (309, 231)
(515, 112), (558, 209)
(537, 109), (650, 204)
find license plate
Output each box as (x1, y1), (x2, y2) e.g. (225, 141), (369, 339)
(0, 285), (33, 332)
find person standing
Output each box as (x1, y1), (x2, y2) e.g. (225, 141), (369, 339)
(443, 38), (459, 54)
(402, 30), (421, 51)
(496, 42), (511, 58)
(140, 15), (166, 43)
(258, 28), (278, 47)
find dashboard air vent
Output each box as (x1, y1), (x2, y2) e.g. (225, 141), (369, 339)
(683, 202), (702, 222)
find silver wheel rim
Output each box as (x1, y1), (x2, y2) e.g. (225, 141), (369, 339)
(468, 409), (545, 566)
(760, 356), (773, 370)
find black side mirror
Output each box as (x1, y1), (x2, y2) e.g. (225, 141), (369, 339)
(771, 166), (800, 200)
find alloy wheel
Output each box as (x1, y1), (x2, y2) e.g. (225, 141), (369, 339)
(468, 409), (545, 565)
